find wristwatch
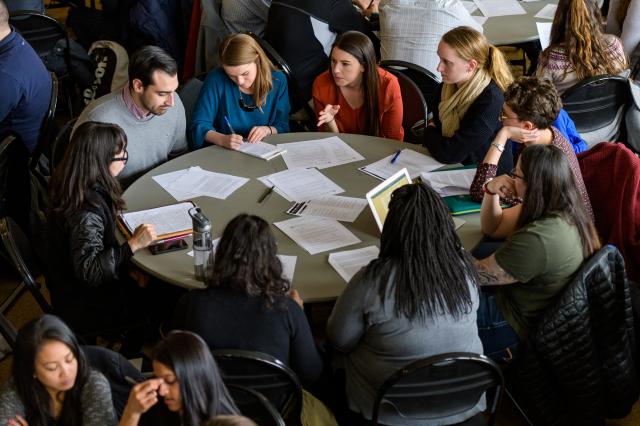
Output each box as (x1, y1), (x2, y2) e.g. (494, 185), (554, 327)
(491, 142), (505, 152)
(483, 179), (497, 196)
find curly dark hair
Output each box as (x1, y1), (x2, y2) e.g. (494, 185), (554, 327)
(504, 76), (561, 129)
(207, 214), (290, 309)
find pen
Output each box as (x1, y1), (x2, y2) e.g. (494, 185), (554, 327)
(390, 150), (402, 164)
(224, 116), (236, 134)
(258, 186), (275, 203)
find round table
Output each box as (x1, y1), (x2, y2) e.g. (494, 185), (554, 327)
(122, 132), (483, 302)
(481, 0), (553, 46)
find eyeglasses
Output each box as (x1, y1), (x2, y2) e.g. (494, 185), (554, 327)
(508, 168), (524, 180)
(111, 149), (128, 164)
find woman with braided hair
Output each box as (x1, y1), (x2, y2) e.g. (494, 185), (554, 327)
(327, 182), (483, 424)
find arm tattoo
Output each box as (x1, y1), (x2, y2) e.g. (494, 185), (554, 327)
(474, 255), (518, 286)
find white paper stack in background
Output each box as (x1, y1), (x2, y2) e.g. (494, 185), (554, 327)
(359, 149), (444, 180)
(258, 168), (344, 202)
(473, 0), (526, 16)
(536, 22), (553, 49)
(420, 168), (476, 197)
(277, 136), (365, 169)
(329, 246), (380, 282)
(274, 216), (361, 255)
(237, 141), (286, 160)
(286, 196), (367, 222)
(534, 3), (557, 19)
(152, 166), (249, 200)
(461, 0), (479, 13)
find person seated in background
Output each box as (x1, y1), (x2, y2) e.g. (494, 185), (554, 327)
(120, 331), (239, 426)
(379, 0), (482, 76)
(47, 121), (157, 338)
(172, 214), (324, 388)
(313, 31), (404, 141)
(0, 315), (116, 426)
(424, 26), (514, 175)
(607, 0), (640, 68)
(221, 0), (271, 37)
(469, 76), (593, 239)
(327, 182), (484, 424)
(0, 0), (51, 153)
(537, 0), (627, 94)
(474, 144), (600, 359)
(190, 33), (290, 150)
(264, 0), (380, 101)
(74, 46), (187, 188)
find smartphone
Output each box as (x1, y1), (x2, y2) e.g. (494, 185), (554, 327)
(149, 239), (188, 255)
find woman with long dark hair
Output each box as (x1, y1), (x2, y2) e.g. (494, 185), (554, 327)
(327, 182), (483, 424)
(171, 214), (324, 386)
(474, 144), (600, 358)
(120, 331), (238, 426)
(537, 0), (627, 94)
(312, 30), (404, 141)
(47, 121), (156, 334)
(0, 315), (116, 426)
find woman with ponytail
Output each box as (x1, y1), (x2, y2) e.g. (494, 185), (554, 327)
(424, 26), (514, 175)
(537, 0), (627, 94)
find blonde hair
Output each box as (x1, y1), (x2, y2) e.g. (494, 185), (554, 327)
(441, 26), (513, 92)
(219, 33), (275, 109)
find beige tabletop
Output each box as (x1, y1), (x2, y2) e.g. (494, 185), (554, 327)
(481, 1), (553, 46)
(122, 132), (483, 302)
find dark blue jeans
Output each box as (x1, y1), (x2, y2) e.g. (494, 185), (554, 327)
(477, 291), (520, 361)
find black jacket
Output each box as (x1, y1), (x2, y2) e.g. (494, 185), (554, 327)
(514, 245), (638, 425)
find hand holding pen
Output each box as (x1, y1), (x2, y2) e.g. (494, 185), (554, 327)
(223, 116), (243, 150)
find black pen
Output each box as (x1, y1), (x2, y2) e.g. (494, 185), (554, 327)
(258, 186), (275, 203)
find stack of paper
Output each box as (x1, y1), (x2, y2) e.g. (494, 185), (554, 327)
(237, 141), (286, 160)
(473, 0), (526, 17)
(359, 149), (444, 180)
(258, 168), (344, 202)
(286, 196), (367, 223)
(277, 136), (365, 169)
(274, 216), (361, 255)
(328, 246), (380, 283)
(420, 168), (476, 197)
(153, 166), (249, 201)
(120, 202), (194, 237)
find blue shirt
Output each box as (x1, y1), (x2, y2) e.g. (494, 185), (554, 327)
(189, 68), (290, 149)
(552, 108), (588, 154)
(0, 29), (51, 152)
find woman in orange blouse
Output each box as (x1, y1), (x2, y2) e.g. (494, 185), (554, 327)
(312, 31), (404, 141)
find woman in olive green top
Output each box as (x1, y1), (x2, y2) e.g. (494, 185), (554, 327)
(474, 144), (600, 359)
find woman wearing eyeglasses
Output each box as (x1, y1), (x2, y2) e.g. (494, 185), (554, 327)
(47, 121), (157, 336)
(468, 76), (593, 239)
(189, 33), (291, 150)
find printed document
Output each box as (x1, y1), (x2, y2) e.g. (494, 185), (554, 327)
(258, 168), (344, 202)
(461, 0), (479, 13)
(534, 4), (557, 19)
(278, 255), (297, 282)
(165, 167), (249, 200)
(274, 216), (361, 255)
(153, 168), (200, 201)
(287, 196), (368, 222)
(277, 136), (364, 169)
(536, 22), (553, 49)
(237, 141), (286, 160)
(121, 202), (193, 237)
(359, 149), (444, 180)
(473, 0), (526, 17)
(329, 246), (380, 283)
(420, 168), (476, 197)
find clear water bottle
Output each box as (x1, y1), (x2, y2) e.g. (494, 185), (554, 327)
(189, 207), (213, 282)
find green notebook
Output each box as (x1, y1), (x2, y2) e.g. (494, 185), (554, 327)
(442, 195), (482, 215)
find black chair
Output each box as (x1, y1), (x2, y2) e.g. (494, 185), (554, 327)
(9, 10), (74, 117)
(178, 73), (207, 128)
(51, 118), (76, 173)
(213, 349), (303, 426)
(0, 311), (18, 351)
(561, 75), (630, 138)
(30, 72), (58, 174)
(380, 64), (428, 144)
(379, 60), (441, 118)
(227, 384), (286, 426)
(245, 32), (316, 131)
(371, 352), (504, 426)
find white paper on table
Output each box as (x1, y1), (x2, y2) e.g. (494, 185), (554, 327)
(257, 175), (293, 202)
(421, 168), (476, 197)
(152, 167), (202, 201)
(473, 15), (489, 25)
(286, 196), (368, 222)
(534, 3), (557, 19)
(277, 255), (297, 282)
(277, 136), (365, 170)
(258, 168), (344, 201)
(237, 141), (286, 160)
(473, 0), (526, 17)
(328, 246), (379, 283)
(121, 202), (194, 237)
(359, 149), (444, 181)
(536, 22), (553, 49)
(453, 217), (466, 230)
(461, 0), (479, 13)
(166, 167), (249, 200)
(274, 216), (361, 255)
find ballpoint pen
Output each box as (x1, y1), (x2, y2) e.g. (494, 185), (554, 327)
(390, 150), (402, 164)
(224, 116), (236, 134)
(258, 186), (275, 203)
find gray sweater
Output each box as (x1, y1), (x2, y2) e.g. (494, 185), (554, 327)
(0, 369), (117, 426)
(74, 87), (187, 187)
(327, 268), (484, 425)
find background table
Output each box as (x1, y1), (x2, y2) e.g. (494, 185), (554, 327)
(481, 1), (553, 46)
(122, 133), (483, 302)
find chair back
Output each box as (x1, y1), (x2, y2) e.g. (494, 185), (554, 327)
(0, 216), (52, 314)
(31, 72), (58, 172)
(371, 352), (504, 426)
(51, 118), (76, 174)
(380, 64), (428, 143)
(561, 75), (630, 134)
(380, 60), (441, 117)
(227, 384), (286, 426)
(0, 311), (18, 351)
(213, 349), (303, 425)
(9, 11), (70, 64)
(178, 73), (206, 127)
